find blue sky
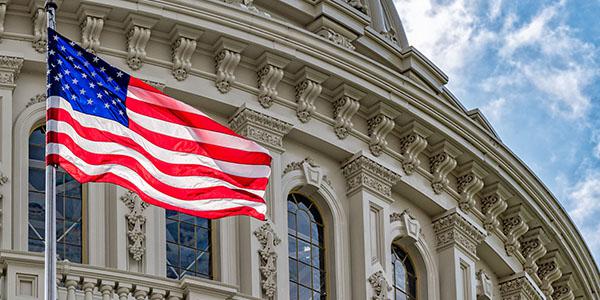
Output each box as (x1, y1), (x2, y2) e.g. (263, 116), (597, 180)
(394, 0), (600, 265)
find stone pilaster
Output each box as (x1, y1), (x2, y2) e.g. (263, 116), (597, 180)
(294, 66), (327, 123)
(432, 208), (486, 300)
(256, 52), (289, 108)
(479, 182), (510, 233)
(499, 272), (544, 300)
(332, 83), (364, 139)
(456, 161), (488, 212)
(397, 120), (432, 175)
(428, 140), (461, 194)
(214, 37), (246, 92)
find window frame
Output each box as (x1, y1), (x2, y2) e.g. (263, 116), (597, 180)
(391, 244), (417, 300)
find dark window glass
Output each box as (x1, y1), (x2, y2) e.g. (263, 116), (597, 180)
(165, 210), (211, 279)
(288, 193), (326, 299)
(392, 245), (417, 300)
(28, 126), (84, 263)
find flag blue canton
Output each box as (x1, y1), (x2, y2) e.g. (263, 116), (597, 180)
(47, 28), (130, 127)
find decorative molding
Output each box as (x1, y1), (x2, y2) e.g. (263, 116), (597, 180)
(479, 183), (509, 233)
(367, 103), (400, 157)
(432, 209), (486, 259)
(398, 121), (432, 175)
(78, 4), (111, 53)
(519, 227), (548, 280)
(125, 14), (158, 70)
(32, 6), (47, 53)
(120, 191), (149, 262)
(171, 25), (201, 81)
(455, 161), (487, 212)
(214, 37), (246, 92)
(316, 27), (356, 50)
(368, 270), (391, 300)
(256, 52), (289, 108)
(229, 105), (292, 152)
(537, 252), (563, 298)
(0, 172), (7, 201)
(332, 86), (363, 140)
(341, 154), (401, 201)
(476, 270), (493, 300)
(26, 94), (46, 108)
(294, 67), (327, 123)
(390, 209), (420, 242)
(223, 0), (269, 16)
(140, 79), (165, 91)
(347, 0), (368, 14)
(254, 222), (281, 299)
(551, 274), (575, 300)
(501, 205), (530, 257)
(284, 157), (329, 189)
(283, 157), (317, 174)
(499, 272), (544, 300)
(0, 55), (24, 88)
(428, 140), (461, 194)
(381, 29), (398, 45)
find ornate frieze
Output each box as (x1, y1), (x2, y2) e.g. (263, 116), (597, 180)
(256, 52), (289, 108)
(332, 84), (363, 139)
(480, 183), (510, 233)
(476, 270), (493, 300)
(316, 27), (356, 50)
(499, 272), (544, 300)
(120, 191), (149, 262)
(0, 55), (24, 88)
(537, 252), (563, 298)
(456, 161), (487, 212)
(432, 209), (486, 259)
(26, 94), (45, 108)
(254, 222), (281, 299)
(32, 6), (47, 53)
(214, 37), (246, 92)
(519, 228), (548, 279)
(125, 14), (157, 70)
(398, 121), (432, 175)
(347, 0), (368, 14)
(229, 105), (292, 152)
(341, 154), (400, 200)
(390, 209), (420, 242)
(294, 67), (327, 123)
(428, 140), (461, 194)
(501, 205), (530, 257)
(171, 25), (201, 81)
(78, 5), (111, 53)
(368, 270), (391, 300)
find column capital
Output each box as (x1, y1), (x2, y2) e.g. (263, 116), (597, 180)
(341, 152), (400, 201)
(0, 55), (24, 89)
(499, 272), (544, 300)
(432, 208), (486, 259)
(229, 105), (292, 153)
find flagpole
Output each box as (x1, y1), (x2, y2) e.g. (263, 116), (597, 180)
(45, 1), (58, 300)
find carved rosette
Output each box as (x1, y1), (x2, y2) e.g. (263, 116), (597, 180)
(428, 141), (460, 194)
(501, 207), (529, 257)
(398, 121), (431, 175)
(432, 210), (486, 259)
(0, 55), (24, 88)
(254, 222), (281, 299)
(229, 106), (292, 152)
(367, 114), (395, 157)
(480, 183), (509, 233)
(341, 155), (400, 200)
(519, 228), (547, 278)
(316, 27), (355, 50)
(456, 162), (487, 212)
(120, 191), (149, 261)
(126, 26), (152, 70)
(368, 270), (391, 300)
(32, 7), (47, 53)
(499, 273), (544, 300)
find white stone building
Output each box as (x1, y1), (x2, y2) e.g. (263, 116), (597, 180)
(0, 0), (598, 299)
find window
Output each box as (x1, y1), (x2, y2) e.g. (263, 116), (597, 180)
(392, 245), (417, 300)
(28, 126), (84, 263)
(288, 193), (326, 300)
(165, 210), (211, 279)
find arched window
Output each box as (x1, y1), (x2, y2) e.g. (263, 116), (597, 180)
(288, 193), (326, 300)
(28, 126), (84, 263)
(165, 210), (211, 279)
(392, 245), (417, 300)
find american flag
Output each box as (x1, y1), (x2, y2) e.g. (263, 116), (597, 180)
(46, 28), (271, 220)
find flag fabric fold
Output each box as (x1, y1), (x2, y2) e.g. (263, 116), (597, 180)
(46, 28), (270, 220)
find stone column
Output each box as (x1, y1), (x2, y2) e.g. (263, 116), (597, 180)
(228, 105), (292, 299)
(0, 55), (23, 250)
(341, 152), (401, 300)
(432, 208), (486, 300)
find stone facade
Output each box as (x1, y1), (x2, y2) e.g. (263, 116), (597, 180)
(0, 0), (597, 300)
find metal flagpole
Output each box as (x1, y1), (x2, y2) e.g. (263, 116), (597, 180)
(44, 1), (57, 300)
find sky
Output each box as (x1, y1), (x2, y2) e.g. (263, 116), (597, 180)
(393, 0), (600, 265)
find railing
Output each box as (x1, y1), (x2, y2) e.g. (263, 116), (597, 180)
(0, 250), (258, 300)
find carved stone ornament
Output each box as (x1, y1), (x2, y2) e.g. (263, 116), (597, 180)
(0, 55), (24, 88)
(347, 0), (368, 14)
(342, 154), (400, 200)
(390, 209), (420, 242)
(499, 272), (544, 300)
(141, 79), (165, 91)
(551, 275), (575, 300)
(476, 270), (493, 300)
(429, 141), (460, 194)
(223, 0), (270, 17)
(229, 105), (292, 152)
(480, 183), (509, 233)
(120, 191), (149, 261)
(26, 94), (46, 108)
(316, 27), (356, 50)
(368, 270), (391, 300)
(254, 222), (281, 299)
(381, 29), (398, 45)
(284, 157), (328, 189)
(0, 172), (7, 201)
(537, 254), (563, 298)
(398, 121), (432, 175)
(32, 7), (47, 53)
(80, 14), (106, 54)
(256, 52), (289, 108)
(501, 205), (529, 257)
(332, 84), (363, 139)
(283, 157), (317, 174)
(456, 161), (487, 212)
(367, 114), (394, 157)
(125, 14), (157, 70)
(294, 67), (327, 123)
(0, 2), (5, 42)
(432, 209), (486, 259)
(172, 37), (196, 81)
(214, 37), (246, 92)
(519, 228), (547, 278)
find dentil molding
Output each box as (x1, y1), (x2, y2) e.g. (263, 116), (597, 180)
(228, 105), (293, 152)
(341, 153), (400, 201)
(254, 222), (281, 299)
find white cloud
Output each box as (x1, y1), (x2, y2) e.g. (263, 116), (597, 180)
(480, 97), (507, 122)
(488, 0), (502, 20)
(565, 170), (600, 262)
